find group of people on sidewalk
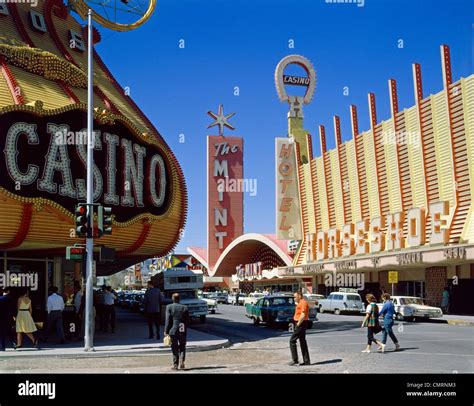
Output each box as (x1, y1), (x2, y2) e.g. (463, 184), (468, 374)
(288, 291), (402, 366)
(2, 281), (404, 371)
(0, 286), (68, 351)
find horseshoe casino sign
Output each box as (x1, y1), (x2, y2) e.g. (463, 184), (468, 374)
(0, 0), (187, 273)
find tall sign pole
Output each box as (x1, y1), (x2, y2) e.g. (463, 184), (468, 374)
(274, 55), (316, 242)
(84, 8), (95, 351)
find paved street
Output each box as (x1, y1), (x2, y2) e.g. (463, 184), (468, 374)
(0, 305), (472, 374)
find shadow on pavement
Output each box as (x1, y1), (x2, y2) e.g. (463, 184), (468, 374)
(313, 358), (343, 365)
(310, 320), (362, 334)
(182, 366), (227, 371)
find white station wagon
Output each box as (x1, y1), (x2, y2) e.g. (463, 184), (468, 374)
(378, 296), (443, 321)
(318, 292), (365, 315)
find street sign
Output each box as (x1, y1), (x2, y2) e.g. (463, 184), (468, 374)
(66, 246), (85, 261)
(388, 271), (398, 284)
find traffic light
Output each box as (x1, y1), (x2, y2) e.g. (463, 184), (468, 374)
(97, 205), (112, 237)
(75, 203), (89, 238)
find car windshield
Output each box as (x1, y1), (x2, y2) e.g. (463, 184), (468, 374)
(271, 297), (295, 306)
(400, 297), (424, 305)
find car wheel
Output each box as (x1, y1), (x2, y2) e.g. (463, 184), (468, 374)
(396, 313), (404, 321)
(253, 317), (260, 326)
(211, 309), (216, 314)
(319, 306), (324, 314)
(334, 309), (341, 315)
(200, 315), (206, 323)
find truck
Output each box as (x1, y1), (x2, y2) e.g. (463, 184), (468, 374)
(153, 268), (209, 323)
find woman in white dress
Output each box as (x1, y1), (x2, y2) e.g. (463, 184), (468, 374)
(15, 289), (38, 349)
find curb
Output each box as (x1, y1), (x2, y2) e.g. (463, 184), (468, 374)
(446, 320), (474, 326)
(0, 339), (231, 359)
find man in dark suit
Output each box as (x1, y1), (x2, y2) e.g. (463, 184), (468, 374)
(164, 293), (189, 370)
(143, 280), (163, 339)
(0, 288), (16, 351)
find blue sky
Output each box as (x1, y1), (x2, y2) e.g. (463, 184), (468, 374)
(93, 0), (473, 252)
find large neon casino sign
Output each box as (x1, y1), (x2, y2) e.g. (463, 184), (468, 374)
(0, 109), (169, 221)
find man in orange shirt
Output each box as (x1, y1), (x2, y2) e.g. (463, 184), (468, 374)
(289, 291), (311, 366)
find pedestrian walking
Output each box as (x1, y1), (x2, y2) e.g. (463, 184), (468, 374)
(73, 284), (83, 338)
(102, 286), (116, 333)
(361, 293), (384, 353)
(289, 290), (311, 366)
(441, 286), (450, 314)
(379, 293), (400, 352)
(96, 285), (106, 332)
(0, 288), (16, 351)
(164, 293), (189, 370)
(15, 289), (38, 349)
(144, 280), (163, 339)
(42, 286), (65, 344)
(235, 290), (240, 306)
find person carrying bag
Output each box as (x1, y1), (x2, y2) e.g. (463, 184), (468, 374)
(361, 293), (385, 353)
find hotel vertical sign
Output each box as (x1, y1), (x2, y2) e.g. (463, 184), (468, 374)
(207, 105), (243, 268)
(276, 138), (302, 240)
(275, 55), (316, 240)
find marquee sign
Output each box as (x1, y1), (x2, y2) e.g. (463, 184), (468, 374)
(305, 202), (450, 263)
(0, 107), (170, 223)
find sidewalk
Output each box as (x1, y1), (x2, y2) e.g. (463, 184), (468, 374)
(439, 314), (474, 326)
(0, 309), (229, 358)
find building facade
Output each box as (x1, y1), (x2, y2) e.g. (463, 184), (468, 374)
(277, 46), (474, 313)
(0, 1), (187, 318)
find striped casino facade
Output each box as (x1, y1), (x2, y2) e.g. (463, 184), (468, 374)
(281, 46), (474, 314)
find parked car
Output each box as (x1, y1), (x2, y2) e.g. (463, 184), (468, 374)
(318, 292), (365, 315)
(215, 292), (228, 304)
(121, 293), (134, 309)
(377, 296), (443, 321)
(227, 293), (247, 305)
(130, 293), (144, 312)
(245, 295), (317, 327)
(198, 292), (218, 314)
(304, 294), (325, 308)
(243, 292), (265, 306)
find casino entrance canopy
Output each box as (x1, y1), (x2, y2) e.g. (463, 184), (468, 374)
(0, 1), (187, 275)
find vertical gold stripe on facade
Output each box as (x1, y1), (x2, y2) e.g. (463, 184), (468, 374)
(432, 92), (456, 220)
(310, 158), (322, 232)
(330, 149), (345, 229)
(339, 143), (352, 224)
(405, 106), (428, 210)
(303, 163), (317, 234)
(461, 76), (474, 243)
(317, 157), (330, 230)
(363, 131), (381, 218)
(382, 120), (403, 213)
(346, 139), (362, 222)
(449, 80), (471, 243)
(374, 122), (390, 215)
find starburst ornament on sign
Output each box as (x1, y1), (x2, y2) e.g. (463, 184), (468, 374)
(207, 104), (236, 136)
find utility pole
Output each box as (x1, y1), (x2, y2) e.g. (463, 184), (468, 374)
(84, 8), (94, 351)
